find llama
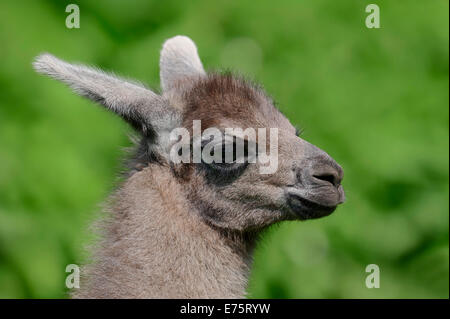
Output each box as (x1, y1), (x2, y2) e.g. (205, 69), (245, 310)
(33, 36), (345, 298)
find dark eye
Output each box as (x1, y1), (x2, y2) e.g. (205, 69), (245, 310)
(203, 136), (255, 172)
(199, 136), (258, 185)
(209, 140), (243, 170)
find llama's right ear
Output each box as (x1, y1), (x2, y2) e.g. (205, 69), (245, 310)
(33, 53), (180, 138)
(160, 35), (206, 92)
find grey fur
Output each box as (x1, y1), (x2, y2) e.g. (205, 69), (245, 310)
(160, 35), (206, 92)
(33, 53), (180, 153)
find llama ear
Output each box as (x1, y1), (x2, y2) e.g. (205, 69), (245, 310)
(160, 35), (206, 92)
(33, 53), (180, 137)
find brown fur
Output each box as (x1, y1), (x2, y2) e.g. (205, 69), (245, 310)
(182, 73), (291, 132)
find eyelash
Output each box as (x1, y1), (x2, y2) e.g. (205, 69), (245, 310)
(201, 138), (254, 173)
(295, 127), (303, 137)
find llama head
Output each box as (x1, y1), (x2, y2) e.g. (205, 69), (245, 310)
(33, 35), (345, 232)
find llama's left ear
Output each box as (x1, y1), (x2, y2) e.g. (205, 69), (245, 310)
(33, 53), (181, 139)
(160, 35), (206, 92)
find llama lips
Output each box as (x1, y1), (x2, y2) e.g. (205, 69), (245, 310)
(287, 193), (337, 220)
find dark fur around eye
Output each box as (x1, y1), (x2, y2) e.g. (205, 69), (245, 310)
(199, 161), (249, 186)
(198, 137), (252, 186)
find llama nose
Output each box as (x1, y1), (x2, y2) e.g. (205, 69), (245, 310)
(311, 161), (343, 187)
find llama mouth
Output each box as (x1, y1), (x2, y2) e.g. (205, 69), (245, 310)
(287, 193), (337, 220)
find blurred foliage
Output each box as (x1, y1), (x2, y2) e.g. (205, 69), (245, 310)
(0, 0), (448, 298)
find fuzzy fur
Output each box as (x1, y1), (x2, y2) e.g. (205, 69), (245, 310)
(33, 35), (345, 299)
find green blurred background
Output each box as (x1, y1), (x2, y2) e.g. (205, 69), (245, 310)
(0, 0), (448, 298)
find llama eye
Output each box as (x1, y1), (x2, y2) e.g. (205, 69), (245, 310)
(210, 142), (240, 168)
(199, 140), (250, 185)
(205, 142), (244, 171)
(200, 135), (256, 174)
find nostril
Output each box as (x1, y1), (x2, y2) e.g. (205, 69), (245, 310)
(299, 155), (344, 188)
(313, 173), (336, 185)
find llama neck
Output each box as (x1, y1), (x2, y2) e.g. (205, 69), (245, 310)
(76, 164), (253, 298)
